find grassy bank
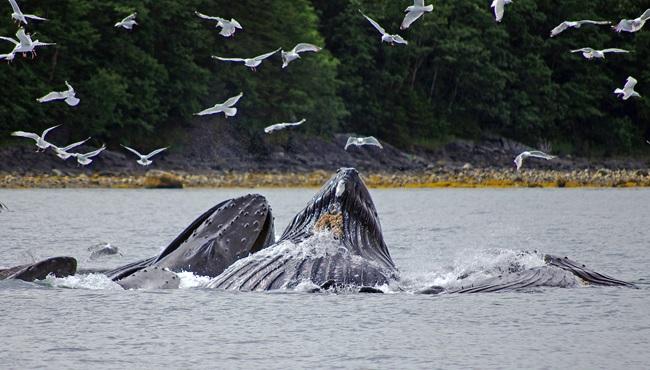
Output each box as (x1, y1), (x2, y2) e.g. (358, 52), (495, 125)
(2, 168), (650, 189)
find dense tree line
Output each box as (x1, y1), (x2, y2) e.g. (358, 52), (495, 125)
(1, 0), (649, 156)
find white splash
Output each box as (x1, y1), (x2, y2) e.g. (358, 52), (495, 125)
(176, 271), (212, 288)
(39, 273), (123, 290)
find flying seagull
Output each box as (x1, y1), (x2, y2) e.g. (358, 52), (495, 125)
(194, 92), (243, 117)
(195, 11), (242, 37)
(614, 76), (641, 100)
(11, 124), (61, 151)
(264, 119), (306, 134)
(115, 13), (138, 30)
(491, 0), (512, 23)
(51, 137), (90, 160)
(1, 28), (54, 58)
(360, 10), (408, 45)
(513, 151), (555, 171)
(345, 136), (383, 151)
(570, 48), (629, 60)
(212, 49), (280, 71)
(72, 145), (106, 166)
(37, 81), (80, 106)
(121, 145), (168, 166)
(614, 9), (650, 33)
(550, 20), (611, 37)
(400, 0), (433, 30)
(281, 43), (321, 68)
(8, 0), (46, 25)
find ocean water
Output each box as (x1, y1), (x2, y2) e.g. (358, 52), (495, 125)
(0, 188), (648, 369)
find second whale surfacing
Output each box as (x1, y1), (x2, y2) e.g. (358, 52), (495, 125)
(206, 168), (399, 291)
(105, 194), (275, 289)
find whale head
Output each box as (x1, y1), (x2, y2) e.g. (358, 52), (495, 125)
(153, 194), (275, 277)
(279, 167), (395, 271)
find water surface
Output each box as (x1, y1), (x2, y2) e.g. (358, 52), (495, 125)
(1, 188), (648, 369)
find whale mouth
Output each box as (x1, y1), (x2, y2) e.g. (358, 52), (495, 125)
(279, 167), (395, 271)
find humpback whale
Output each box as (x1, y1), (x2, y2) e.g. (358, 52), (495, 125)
(105, 194), (275, 289)
(0, 257), (77, 282)
(206, 168), (399, 291)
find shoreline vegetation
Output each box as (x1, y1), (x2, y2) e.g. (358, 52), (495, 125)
(2, 168), (650, 189)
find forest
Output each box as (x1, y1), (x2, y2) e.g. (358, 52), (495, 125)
(1, 0), (649, 157)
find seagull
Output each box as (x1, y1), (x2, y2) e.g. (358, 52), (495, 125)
(51, 137), (90, 160)
(11, 124), (60, 151)
(71, 145), (106, 166)
(570, 47), (629, 60)
(513, 151), (555, 171)
(115, 13), (138, 30)
(491, 0), (512, 23)
(7, 0), (47, 25)
(264, 119), (306, 134)
(614, 9), (650, 33)
(614, 76), (641, 100)
(212, 49), (280, 71)
(194, 92), (243, 117)
(345, 136), (383, 150)
(360, 11), (408, 45)
(1, 28), (54, 58)
(281, 43), (321, 68)
(550, 20), (611, 37)
(121, 145), (168, 166)
(400, 0), (433, 30)
(37, 81), (80, 106)
(195, 11), (242, 37)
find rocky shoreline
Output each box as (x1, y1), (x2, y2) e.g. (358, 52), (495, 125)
(2, 121), (650, 189)
(2, 167), (649, 189)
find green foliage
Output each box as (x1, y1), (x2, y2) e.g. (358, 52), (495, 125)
(1, 0), (649, 156)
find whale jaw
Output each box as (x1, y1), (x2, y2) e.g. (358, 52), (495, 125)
(0, 257), (77, 282)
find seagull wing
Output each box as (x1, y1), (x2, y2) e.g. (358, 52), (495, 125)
(253, 48), (280, 61)
(121, 144), (144, 158)
(624, 76), (638, 89)
(230, 18), (242, 29)
(123, 13), (137, 22)
(8, 0), (21, 15)
(527, 151), (555, 160)
(23, 14), (46, 21)
(550, 22), (570, 37)
(577, 20), (611, 25)
(601, 48), (629, 53)
(360, 11), (386, 35)
(85, 145), (106, 158)
(223, 92), (243, 107)
(195, 11), (220, 21)
(11, 131), (39, 140)
(401, 10), (425, 30)
(144, 147), (168, 159)
(212, 56), (246, 63)
(570, 48), (592, 53)
(293, 43), (321, 54)
(37, 91), (66, 103)
(64, 81), (75, 94)
(61, 138), (90, 152)
(15, 28), (31, 45)
(491, 0), (505, 22)
(363, 136), (383, 148)
(345, 137), (357, 150)
(640, 8), (650, 21)
(0, 36), (18, 45)
(41, 124), (62, 139)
